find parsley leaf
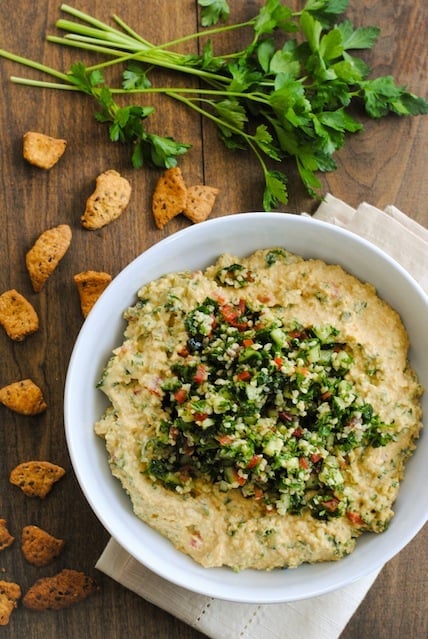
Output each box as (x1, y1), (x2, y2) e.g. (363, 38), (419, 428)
(137, 134), (191, 169)
(122, 62), (152, 90)
(304, 0), (350, 26)
(68, 62), (190, 168)
(360, 76), (428, 117)
(198, 0), (230, 27)
(263, 170), (288, 210)
(338, 20), (380, 50)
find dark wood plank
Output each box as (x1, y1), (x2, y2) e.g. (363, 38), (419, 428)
(0, 2), (426, 638)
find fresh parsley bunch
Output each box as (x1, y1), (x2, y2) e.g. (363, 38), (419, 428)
(1, 0), (426, 209)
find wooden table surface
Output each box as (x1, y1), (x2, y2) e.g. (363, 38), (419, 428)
(0, 1), (426, 637)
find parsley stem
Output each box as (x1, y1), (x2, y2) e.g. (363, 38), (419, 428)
(10, 76), (78, 90)
(0, 48), (70, 82)
(151, 20), (255, 52)
(60, 2), (254, 53)
(48, 34), (231, 86)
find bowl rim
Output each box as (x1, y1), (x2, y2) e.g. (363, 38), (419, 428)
(64, 212), (427, 603)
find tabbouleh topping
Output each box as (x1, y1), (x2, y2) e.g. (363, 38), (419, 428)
(141, 295), (396, 520)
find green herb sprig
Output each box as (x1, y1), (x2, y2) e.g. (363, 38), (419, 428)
(0, 0), (426, 209)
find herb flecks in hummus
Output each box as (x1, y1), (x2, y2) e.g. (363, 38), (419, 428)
(95, 248), (423, 571)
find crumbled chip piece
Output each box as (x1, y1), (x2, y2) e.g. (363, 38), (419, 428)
(21, 525), (65, 566)
(73, 270), (112, 317)
(9, 461), (65, 498)
(23, 569), (99, 610)
(0, 520), (14, 551)
(0, 289), (39, 341)
(152, 167), (188, 229)
(81, 169), (132, 230)
(23, 131), (67, 170)
(0, 580), (21, 626)
(26, 224), (72, 292)
(0, 379), (47, 415)
(183, 184), (219, 223)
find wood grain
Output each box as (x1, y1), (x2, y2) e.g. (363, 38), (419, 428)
(0, 2), (426, 638)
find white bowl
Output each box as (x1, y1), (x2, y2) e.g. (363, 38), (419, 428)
(64, 213), (427, 603)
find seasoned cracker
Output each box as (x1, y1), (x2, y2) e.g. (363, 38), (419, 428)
(183, 184), (219, 223)
(9, 461), (65, 498)
(26, 223), (72, 292)
(23, 569), (99, 610)
(0, 519), (14, 551)
(0, 580), (21, 626)
(152, 167), (187, 229)
(81, 169), (132, 230)
(0, 379), (47, 415)
(0, 289), (39, 341)
(23, 131), (67, 170)
(21, 525), (65, 566)
(73, 270), (112, 318)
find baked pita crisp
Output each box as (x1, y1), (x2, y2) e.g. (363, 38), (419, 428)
(183, 184), (219, 223)
(0, 519), (14, 551)
(21, 525), (65, 566)
(23, 569), (99, 610)
(0, 379), (47, 415)
(9, 461), (65, 498)
(0, 580), (21, 626)
(152, 167), (187, 229)
(0, 289), (39, 341)
(73, 270), (112, 318)
(26, 224), (72, 292)
(23, 131), (67, 170)
(81, 169), (132, 230)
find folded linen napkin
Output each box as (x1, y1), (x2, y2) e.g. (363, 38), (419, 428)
(96, 193), (427, 639)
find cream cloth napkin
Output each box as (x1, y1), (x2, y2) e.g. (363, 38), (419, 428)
(96, 193), (427, 639)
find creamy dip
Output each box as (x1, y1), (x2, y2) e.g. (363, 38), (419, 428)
(95, 248), (423, 570)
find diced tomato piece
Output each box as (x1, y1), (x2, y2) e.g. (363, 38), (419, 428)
(242, 338), (254, 347)
(193, 364), (208, 384)
(299, 457), (309, 469)
(237, 298), (246, 312)
(218, 434), (234, 446)
(237, 370), (251, 381)
(247, 454), (262, 469)
(178, 346), (189, 357)
(220, 303), (248, 331)
(310, 453), (322, 463)
(321, 390), (332, 400)
(292, 428), (303, 438)
(193, 412), (208, 422)
(347, 511), (365, 526)
(278, 411), (293, 422)
(174, 388), (188, 403)
(274, 356), (284, 368)
(220, 304), (239, 323)
(322, 497), (340, 512)
(232, 470), (246, 486)
(254, 486), (264, 500)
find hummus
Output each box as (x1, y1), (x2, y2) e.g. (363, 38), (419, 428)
(95, 248), (423, 571)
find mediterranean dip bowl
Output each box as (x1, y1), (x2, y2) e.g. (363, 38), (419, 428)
(64, 213), (427, 603)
